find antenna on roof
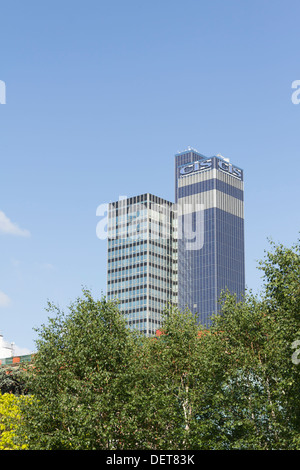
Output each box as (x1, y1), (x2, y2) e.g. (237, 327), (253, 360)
(216, 153), (230, 162)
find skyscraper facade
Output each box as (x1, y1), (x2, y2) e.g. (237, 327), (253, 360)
(107, 193), (177, 335)
(175, 148), (245, 326)
(106, 147), (245, 333)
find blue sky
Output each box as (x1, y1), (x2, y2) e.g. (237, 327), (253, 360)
(0, 0), (299, 354)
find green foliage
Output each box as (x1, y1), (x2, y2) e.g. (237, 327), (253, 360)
(16, 238), (300, 449)
(19, 289), (143, 449)
(257, 238), (300, 446)
(125, 306), (204, 449)
(0, 393), (31, 450)
(0, 366), (29, 396)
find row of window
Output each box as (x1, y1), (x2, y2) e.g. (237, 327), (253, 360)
(108, 251), (174, 265)
(108, 238), (175, 251)
(108, 286), (174, 300)
(108, 239), (148, 250)
(119, 295), (171, 308)
(109, 210), (148, 225)
(108, 265), (148, 279)
(120, 298), (147, 308)
(127, 317), (162, 326)
(108, 260), (174, 275)
(108, 264), (177, 280)
(119, 306), (174, 316)
(108, 275), (174, 291)
(108, 253), (147, 268)
(108, 217), (173, 233)
(108, 254), (174, 269)
(109, 193), (173, 210)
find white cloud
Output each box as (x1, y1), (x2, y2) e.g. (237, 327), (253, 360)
(0, 210), (30, 237)
(0, 291), (11, 307)
(13, 345), (32, 356)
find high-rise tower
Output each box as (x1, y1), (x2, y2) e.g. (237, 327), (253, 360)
(107, 193), (177, 335)
(175, 148), (245, 326)
(106, 147), (245, 333)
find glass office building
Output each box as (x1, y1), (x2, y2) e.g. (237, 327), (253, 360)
(107, 193), (177, 335)
(175, 148), (245, 326)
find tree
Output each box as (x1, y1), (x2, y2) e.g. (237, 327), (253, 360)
(127, 306), (206, 450)
(194, 238), (300, 449)
(0, 393), (30, 450)
(257, 238), (300, 447)
(133, 238), (300, 450)
(19, 289), (143, 450)
(17, 238), (300, 450)
(198, 292), (284, 449)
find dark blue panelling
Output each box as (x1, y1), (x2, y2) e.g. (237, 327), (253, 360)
(177, 207), (245, 327)
(175, 151), (245, 328)
(178, 178), (244, 201)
